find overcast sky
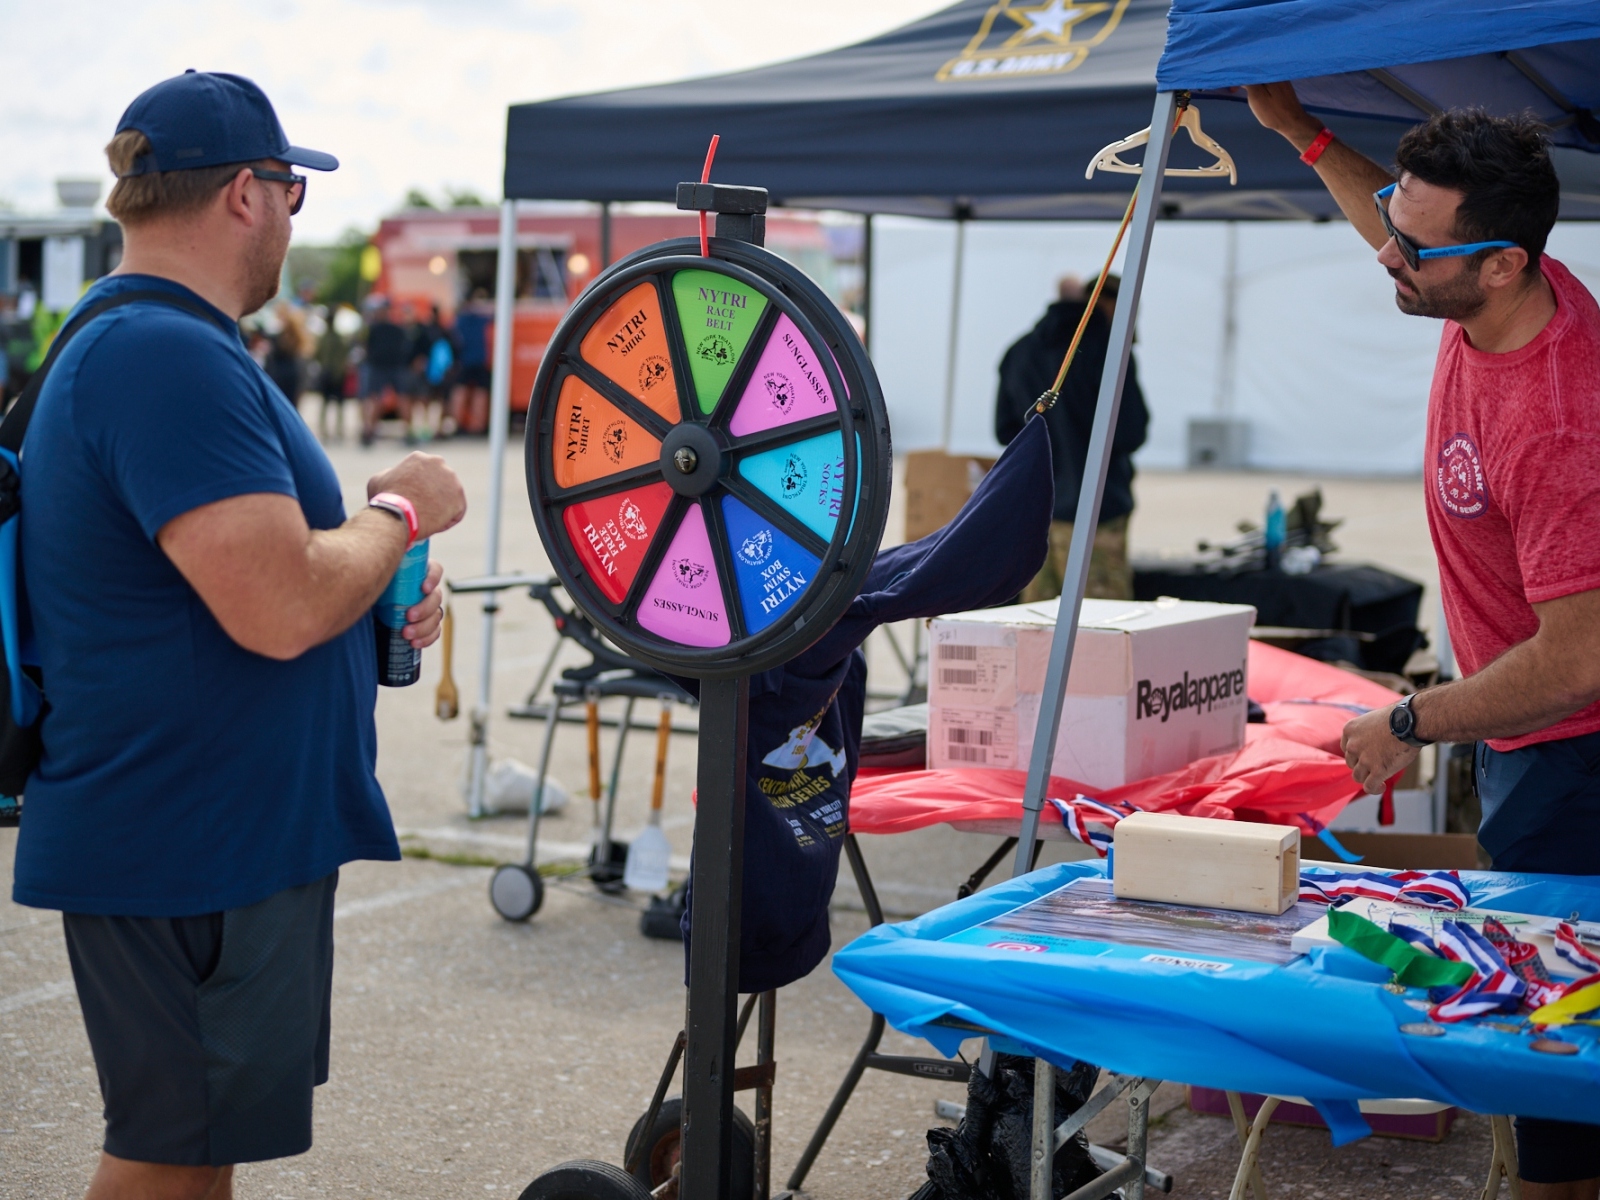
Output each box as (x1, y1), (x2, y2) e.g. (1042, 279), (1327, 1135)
(0, 0), (943, 242)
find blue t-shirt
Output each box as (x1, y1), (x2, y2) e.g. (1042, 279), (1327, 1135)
(13, 275), (398, 916)
(455, 309), (490, 368)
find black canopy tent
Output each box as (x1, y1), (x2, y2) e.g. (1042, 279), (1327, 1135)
(467, 0), (1600, 817)
(502, 0), (1424, 222)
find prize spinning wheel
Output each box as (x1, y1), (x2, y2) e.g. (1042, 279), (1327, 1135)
(525, 235), (891, 680)
(518, 185), (890, 1200)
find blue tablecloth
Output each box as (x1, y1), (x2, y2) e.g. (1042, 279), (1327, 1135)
(832, 861), (1600, 1143)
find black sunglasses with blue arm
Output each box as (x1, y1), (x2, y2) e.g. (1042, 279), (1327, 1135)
(1373, 182), (1514, 273)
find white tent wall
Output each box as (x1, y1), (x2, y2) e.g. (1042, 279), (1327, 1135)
(870, 216), (1600, 474)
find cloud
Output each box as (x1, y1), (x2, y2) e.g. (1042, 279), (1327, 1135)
(0, 0), (943, 240)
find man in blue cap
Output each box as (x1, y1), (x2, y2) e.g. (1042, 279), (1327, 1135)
(12, 72), (467, 1199)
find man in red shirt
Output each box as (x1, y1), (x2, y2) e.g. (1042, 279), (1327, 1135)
(1249, 89), (1600, 1199)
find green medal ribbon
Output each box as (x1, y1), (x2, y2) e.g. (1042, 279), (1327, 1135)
(1327, 908), (1475, 989)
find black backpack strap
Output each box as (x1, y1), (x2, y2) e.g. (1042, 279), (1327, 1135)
(0, 289), (230, 455)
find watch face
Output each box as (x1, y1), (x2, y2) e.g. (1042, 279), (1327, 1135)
(1390, 701), (1413, 740)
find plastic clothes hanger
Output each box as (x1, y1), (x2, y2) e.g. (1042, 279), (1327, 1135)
(1086, 103), (1238, 183)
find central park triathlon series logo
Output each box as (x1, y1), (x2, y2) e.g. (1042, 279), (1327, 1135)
(937, 0), (1131, 81)
(1436, 432), (1488, 519)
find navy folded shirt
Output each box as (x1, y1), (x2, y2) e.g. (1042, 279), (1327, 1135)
(684, 416), (1054, 991)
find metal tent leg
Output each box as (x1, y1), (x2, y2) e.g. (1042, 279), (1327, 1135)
(1012, 90), (1180, 880)
(466, 197), (520, 819)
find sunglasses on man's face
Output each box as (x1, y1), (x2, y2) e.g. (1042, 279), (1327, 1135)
(1372, 183), (1513, 273)
(250, 167), (307, 216)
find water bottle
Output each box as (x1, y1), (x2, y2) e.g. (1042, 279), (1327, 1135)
(1263, 490), (1285, 571)
(374, 539), (429, 687)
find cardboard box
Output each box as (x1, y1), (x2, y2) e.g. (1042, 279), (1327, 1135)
(1113, 812), (1300, 915)
(927, 597), (1255, 789)
(904, 450), (995, 542)
(1302, 831), (1484, 870)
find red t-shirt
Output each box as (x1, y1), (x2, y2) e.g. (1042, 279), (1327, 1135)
(1426, 257), (1600, 750)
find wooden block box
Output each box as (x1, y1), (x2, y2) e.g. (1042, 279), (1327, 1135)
(1113, 812), (1300, 915)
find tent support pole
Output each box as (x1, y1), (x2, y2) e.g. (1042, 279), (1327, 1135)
(862, 213), (874, 356)
(466, 198), (520, 819)
(599, 201), (613, 269)
(1011, 91), (1178, 879)
(941, 214), (967, 451)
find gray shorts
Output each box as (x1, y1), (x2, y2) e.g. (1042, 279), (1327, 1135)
(62, 873), (338, 1166)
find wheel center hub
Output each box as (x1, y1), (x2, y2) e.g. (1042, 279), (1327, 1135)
(660, 424), (726, 497)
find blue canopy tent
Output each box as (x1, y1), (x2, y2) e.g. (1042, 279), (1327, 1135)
(1013, 0), (1600, 876)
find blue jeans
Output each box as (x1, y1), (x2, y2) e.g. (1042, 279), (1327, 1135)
(1477, 730), (1600, 1183)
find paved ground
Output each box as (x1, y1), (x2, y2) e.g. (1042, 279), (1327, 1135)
(5, 415), (1501, 1199)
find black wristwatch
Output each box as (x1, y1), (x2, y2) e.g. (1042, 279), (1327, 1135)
(1389, 693), (1432, 748)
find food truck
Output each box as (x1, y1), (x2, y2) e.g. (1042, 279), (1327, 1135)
(367, 204), (840, 413)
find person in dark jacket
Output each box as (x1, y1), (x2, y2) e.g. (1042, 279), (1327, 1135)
(994, 273), (1148, 601)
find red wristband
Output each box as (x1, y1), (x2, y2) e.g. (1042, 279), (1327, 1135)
(368, 492), (418, 545)
(1300, 127), (1335, 166)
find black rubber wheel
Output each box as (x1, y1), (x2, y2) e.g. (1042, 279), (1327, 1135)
(623, 1095), (755, 1199)
(516, 1159), (652, 1200)
(489, 863), (544, 921)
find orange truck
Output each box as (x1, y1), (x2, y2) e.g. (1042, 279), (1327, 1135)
(367, 204), (838, 414)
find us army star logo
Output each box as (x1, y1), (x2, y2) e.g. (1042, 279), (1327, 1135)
(937, 0), (1128, 82)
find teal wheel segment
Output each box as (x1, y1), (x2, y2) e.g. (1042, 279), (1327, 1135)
(735, 430), (849, 540)
(720, 495), (822, 634)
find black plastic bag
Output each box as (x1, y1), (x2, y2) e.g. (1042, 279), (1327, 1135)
(915, 1054), (1102, 1200)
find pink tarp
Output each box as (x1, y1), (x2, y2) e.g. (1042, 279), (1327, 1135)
(851, 641), (1401, 837)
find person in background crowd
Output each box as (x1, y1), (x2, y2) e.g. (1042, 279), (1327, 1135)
(994, 272), (1148, 601)
(414, 303), (453, 439)
(360, 297), (412, 447)
(263, 303), (309, 407)
(315, 309), (351, 442)
(449, 288), (493, 436)
(1248, 87), (1600, 1200)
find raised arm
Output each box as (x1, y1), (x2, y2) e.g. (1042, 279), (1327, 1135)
(1245, 83), (1396, 250)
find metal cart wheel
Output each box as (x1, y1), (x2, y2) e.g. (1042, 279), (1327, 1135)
(489, 863), (543, 921)
(623, 1096), (755, 1200)
(515, 1159), (652, 1200)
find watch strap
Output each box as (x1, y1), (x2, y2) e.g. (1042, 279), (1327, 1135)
(1390, 694), (1432, 747)
(368, 491), (418, 545)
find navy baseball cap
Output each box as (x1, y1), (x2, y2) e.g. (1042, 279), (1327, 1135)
(115, 70), (338, 177)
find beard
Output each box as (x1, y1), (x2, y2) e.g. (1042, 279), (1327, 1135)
(240, 206), (291, 316)
(1388, 261), (1486, 322)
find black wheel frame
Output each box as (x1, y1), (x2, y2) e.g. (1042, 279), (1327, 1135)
(525, 236), (891, 679)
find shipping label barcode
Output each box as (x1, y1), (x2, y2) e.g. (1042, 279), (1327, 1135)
(946, 744), (988, 763)
(939, 668), (979, 686)
(937, 643), (979, 660)
(948, 727), (995, 745)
